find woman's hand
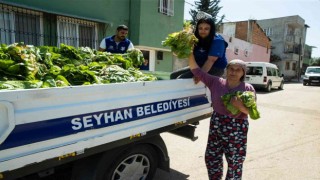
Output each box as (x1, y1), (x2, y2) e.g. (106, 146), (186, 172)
(230, 96), (249, 115)
(193, 76), (200, 84)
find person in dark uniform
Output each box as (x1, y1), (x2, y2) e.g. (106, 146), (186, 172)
(170, 17), (228, 83)
(99, 24), (134, 54)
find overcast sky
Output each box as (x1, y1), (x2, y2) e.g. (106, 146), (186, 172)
(184, 0), (320, 58)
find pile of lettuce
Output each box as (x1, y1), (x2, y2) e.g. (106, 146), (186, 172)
(221, 91), (260, 120)
(0, 43), (156, 90)
(162, 26), (198, 59)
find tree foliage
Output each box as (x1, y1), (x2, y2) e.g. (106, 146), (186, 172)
(189, 0), (225, 26)
(270, 54), (281, 63)
(311, 57), (320, 66)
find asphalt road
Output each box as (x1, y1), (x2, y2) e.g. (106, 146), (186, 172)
(154, 83), (320, 180)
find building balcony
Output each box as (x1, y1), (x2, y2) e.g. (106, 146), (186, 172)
(285, 35), (302, 44)
(281, 53), (300, 61)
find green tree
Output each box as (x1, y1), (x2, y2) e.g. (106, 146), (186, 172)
(270, 54), (281, 63)
(311, 57), (320, 66)
(189, 0), (225, 26)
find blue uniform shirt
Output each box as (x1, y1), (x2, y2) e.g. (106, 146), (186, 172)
(104, 35), (131, 54)
(193, 34), (228, 69)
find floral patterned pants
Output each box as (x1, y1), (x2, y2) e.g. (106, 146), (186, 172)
(205, 111), (249, 180)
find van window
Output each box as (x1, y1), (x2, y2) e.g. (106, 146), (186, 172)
(267, 67), (272, 76)
(271, 68), (277, 76)
(246, 67), (263, 75)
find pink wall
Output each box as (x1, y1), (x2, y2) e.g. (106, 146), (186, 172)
(221, 34), (270, 63)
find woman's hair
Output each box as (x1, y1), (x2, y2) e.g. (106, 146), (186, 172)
(194, 18), (216, 51)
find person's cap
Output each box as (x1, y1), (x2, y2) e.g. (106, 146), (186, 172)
(227, 59), (247, 81)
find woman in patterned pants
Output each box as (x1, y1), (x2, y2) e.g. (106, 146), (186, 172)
(189, 55), (256, 179)
(205, 112), (249, 179)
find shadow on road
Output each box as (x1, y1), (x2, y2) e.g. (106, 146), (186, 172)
(255, 88), (284, 95)
(154, 168), (190, 180)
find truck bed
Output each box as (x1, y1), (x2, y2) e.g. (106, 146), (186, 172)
(0, 79), (212, 175)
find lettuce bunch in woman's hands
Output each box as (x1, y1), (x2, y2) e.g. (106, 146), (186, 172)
(162, 25), (198, 59)
(221, 91), (260, 120)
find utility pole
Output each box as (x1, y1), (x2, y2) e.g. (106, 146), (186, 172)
(298, 38), (301, 82)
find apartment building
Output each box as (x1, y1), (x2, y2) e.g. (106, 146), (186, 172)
(257, 15), (309, 79)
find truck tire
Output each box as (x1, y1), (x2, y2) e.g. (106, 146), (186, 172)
(96, 144), (158, 180)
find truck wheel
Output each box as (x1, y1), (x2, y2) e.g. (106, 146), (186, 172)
(96, 144), (158, 180)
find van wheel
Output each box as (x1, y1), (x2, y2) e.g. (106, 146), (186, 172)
(278, 81), (284, 90)
(266, 82), (272, 92)
(96, 145), (158, 180)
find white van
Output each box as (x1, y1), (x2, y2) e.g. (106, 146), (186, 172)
(245, 62), (284, 92)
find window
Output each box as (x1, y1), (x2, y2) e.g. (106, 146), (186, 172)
(157, 51), (163, 60)
(244, 49), (248, 57)
(285, 44), (293, 53)
(0, 10), (14, 44)
(264, 27), (273, 36)
(57, 16), (97, 48)
(287, 28), (294, 35)
(271, 68), (277, 76)
(285, 62), (290, 70)
(15, 12), (42, 46)
(159, 0), (174, 16)
(0, 6), (42, 45)
(277, 69), (282, 77)
(267, 67), (272, 76)
(234, 47), (239, 55)
(268, 28), (273, 36)
(246, 67), (263, 76)
(292, 62), (296, 71)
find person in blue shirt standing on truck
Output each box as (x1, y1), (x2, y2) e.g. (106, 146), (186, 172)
(99, 24), (134, 53)
(170, 13), (228, 83)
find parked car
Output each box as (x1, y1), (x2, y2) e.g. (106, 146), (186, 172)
(245, 62), (284, 92)
(303, 66), (320, 86)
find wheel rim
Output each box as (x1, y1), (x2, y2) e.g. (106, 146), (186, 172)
(111, 154), (150, 180)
